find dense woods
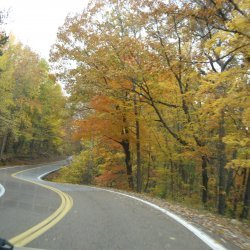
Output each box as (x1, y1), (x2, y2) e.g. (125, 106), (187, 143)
(50, 0), (249, 219)
(1, 0), (249, 221)
(0, 34), (69, 162)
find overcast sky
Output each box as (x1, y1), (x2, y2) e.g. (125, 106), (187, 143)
(1, 0), (89, 59)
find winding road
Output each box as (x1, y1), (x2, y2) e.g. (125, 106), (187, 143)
(0, 160), (233, 250)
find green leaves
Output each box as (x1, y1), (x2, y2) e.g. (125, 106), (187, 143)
(0, 38), (68, 159)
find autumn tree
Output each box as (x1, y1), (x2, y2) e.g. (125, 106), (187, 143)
(51, 0), (249, 218)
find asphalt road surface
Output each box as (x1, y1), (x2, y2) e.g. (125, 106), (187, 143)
(0, 161), (230, 250)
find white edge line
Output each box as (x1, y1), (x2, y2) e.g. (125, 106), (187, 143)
(0, 183), (5, 198)
(98, 188), (227, 250)
(38, 168), (227, 250)
(37, 167), (63, 181)
(0, 166), (23, 199)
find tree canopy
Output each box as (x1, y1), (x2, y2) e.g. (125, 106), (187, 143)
(0, 37), (69, 162)
(50, 0), (250, 219)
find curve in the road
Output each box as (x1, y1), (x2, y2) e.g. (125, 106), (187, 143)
(34, 166), (226, 250)
(1, 163), (230, 250)
(8, 167), (73, 247)
(95, 187), (227, 250)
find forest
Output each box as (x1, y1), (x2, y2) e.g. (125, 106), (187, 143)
(0, 34), (69, 161)
(1, 0), (250, 220)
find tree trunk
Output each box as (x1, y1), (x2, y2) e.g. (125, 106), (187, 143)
(170, 159), (174, 199)
(217, 112), (227, 215)
(240, 169), (250, 219)
(30, 139), (35, 157)
(144, 154), (150, 192)
(226, 168), (234, 194)
(0, 132), (8, 159)
(120, 106), (134, 190)
(134, 93), (142, 193)
(201, 155), (209, 204)
(226, 150), (237, 195)
(121, 140), (134, 190)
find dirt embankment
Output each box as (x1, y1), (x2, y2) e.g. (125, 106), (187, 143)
(0, 155), (65, 168)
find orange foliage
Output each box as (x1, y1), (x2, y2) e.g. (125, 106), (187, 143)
(95, 165), (128, 189)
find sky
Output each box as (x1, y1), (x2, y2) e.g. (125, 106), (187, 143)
(1, 0), (89, 59)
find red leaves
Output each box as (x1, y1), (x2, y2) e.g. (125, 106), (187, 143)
(95, 165), (128, 188)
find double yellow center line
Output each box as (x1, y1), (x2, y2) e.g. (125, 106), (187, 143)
(9, 167), (73, 247)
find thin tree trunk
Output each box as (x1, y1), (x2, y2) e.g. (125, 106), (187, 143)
(226, 150), (237, 195)
(134, 92), (142, 193)
(201, 155), (209, 204)
(217, 111), (227, 215)
(144, 152), (151, 192)
(0, 132), (8, 159)
(226, 168), (234, 195)
(121, 140), (134, 190)
(170, 159), (174, 199)
(120, 108), (134, 190)
(30, 139), (35, 157)
(241, 169), (250, 219)
(144, 145), (153, 192)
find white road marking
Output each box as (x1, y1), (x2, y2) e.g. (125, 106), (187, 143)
(95, 187), (227, 250)
(38, 167), (227, 250)
(0, 166), (22, 199)
(37, 168), (62, 181)
(0, 165), (27, 198)
(0, 183), (5, 198)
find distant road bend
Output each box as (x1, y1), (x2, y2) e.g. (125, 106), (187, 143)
(0, 160), (230, 250)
